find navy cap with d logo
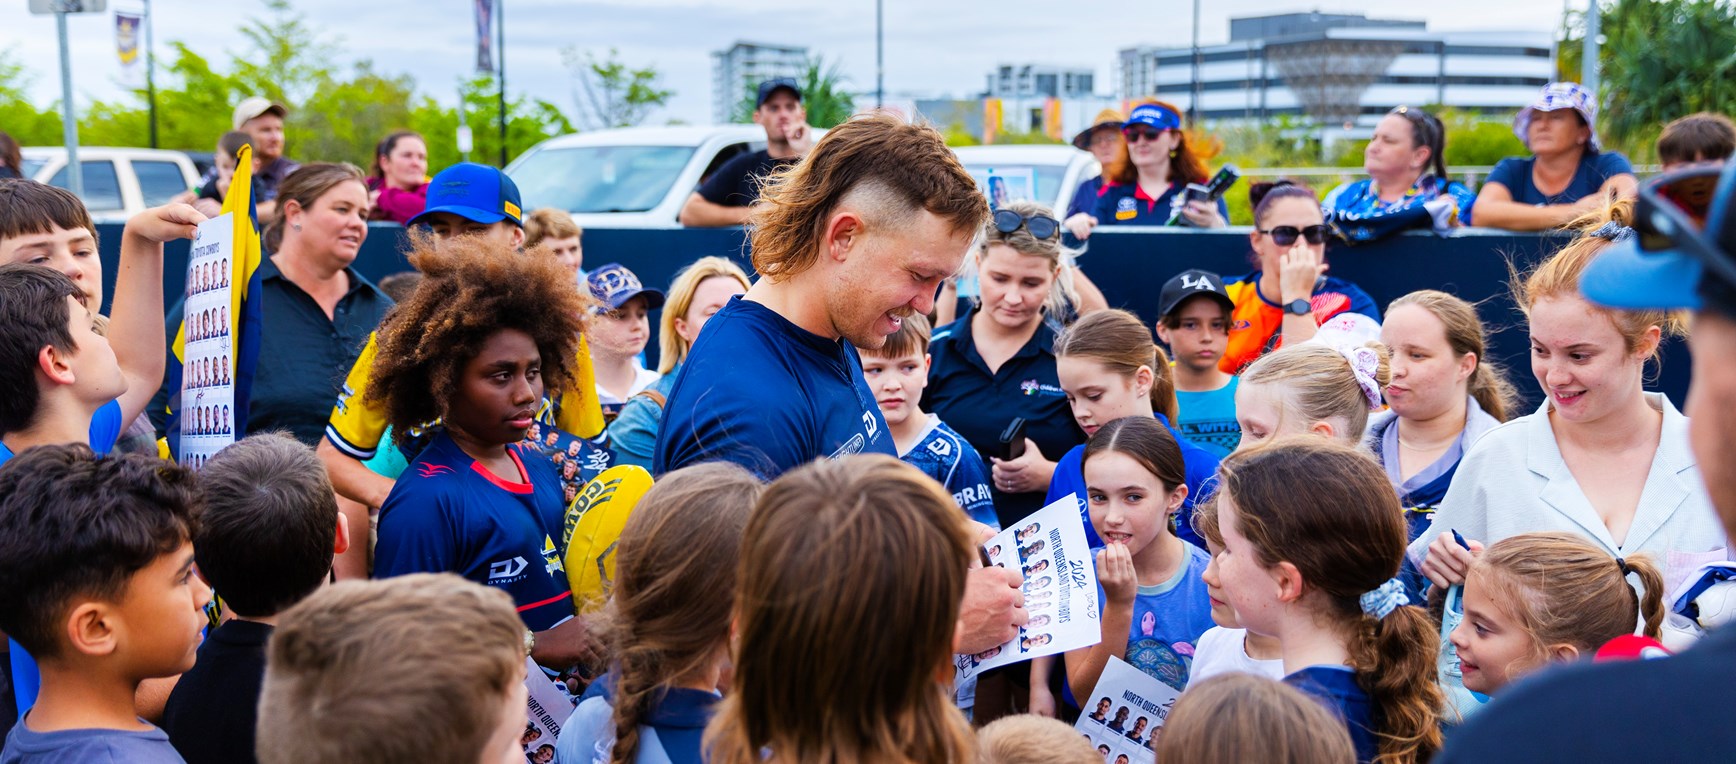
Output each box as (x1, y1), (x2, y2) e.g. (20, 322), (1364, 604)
(408, 162), (524, 228)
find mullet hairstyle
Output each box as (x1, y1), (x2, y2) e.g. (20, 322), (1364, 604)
(600, 462), (762, 764)
(1157, 673), (1357, 764)
(1217, 437), (1441, 764)
(0, 446), (200, 659)
(706, 455), (977, 764)
(657, 256), (752, 374)
(366, 231), (590, 440)
(257, 574), (527, 764)
(0, 264), (83, 436)
(1468, 532), (1666, 664)
(1054, 308), (1179, 423)
(749, 113), (989, 281)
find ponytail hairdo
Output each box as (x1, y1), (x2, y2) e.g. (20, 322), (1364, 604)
(1054, 308), (1179, 423)
(1240, 342), (1391, 444)
(601, 462), (761, 764)
(1217, 437), (1442, 764)
(1468, 532), (1667, 665)
(1386, 290), (1517, 422)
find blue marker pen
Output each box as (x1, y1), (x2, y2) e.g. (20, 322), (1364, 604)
(1451, 529), (1471, 550)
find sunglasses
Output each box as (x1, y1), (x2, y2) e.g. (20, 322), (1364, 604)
(1256, 224), (1329, 247)
(993, 209), (1060, 240)
(1635, 165), (1736, 286)
(1124, 127), (1174, 143)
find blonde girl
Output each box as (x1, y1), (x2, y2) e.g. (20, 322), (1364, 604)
(1235, 341), (1391, 448)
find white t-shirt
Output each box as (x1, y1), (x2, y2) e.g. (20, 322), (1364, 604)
(595, 366), (662, 409)
(1187, 626), (1284, 686)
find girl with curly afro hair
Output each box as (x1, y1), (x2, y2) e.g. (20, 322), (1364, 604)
(369, 231), (601, 669)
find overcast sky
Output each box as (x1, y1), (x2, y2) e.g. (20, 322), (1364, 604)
(2, 0), (1576, 127)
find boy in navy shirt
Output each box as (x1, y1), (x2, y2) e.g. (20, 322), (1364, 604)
(0, 446), (210, 763)
(159, 433), (349, 764)
(860, 313), (998, 530)
(367, 231), (598, 672)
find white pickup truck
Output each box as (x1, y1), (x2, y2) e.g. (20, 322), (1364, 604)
(21, 147), (202, 221)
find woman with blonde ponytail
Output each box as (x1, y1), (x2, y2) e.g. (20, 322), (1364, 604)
(557, 463), (762, 764)
(1369, 290), (1518, 540)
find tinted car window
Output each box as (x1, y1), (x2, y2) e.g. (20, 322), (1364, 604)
(48, 160), (124, 212)
(510, 145), (697, 214)
(135, 161), (191, 207)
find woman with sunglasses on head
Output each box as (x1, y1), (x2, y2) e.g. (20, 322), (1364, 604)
(1219, 182), (1379, 375)
(1323, 106), (1476, 243)
(1471, 82), (1637, 232)
(926, 201), (1089, 532)
(1064, 101), (1226, 241)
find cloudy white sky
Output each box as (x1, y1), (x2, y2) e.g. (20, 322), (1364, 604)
(2, 0), (1577, 126)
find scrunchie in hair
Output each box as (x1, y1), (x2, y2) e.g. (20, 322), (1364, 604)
(1337, 345), (1384, 411)
(1589, 221), (1635, 242)
(1360, 577), (1410, 620)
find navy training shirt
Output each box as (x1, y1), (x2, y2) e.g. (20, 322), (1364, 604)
(923, 312), (1085, 526)
(373, 432), (574, 632)
(654, 296), (895, 478)
(1090, 180), (1229, 228)
(1482, 151), (1635, 208)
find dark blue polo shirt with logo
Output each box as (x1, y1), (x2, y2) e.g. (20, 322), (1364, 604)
(654, 297), (895, 478)
(1090, 180), (1229, 227)
(922, 311), (1085, 526)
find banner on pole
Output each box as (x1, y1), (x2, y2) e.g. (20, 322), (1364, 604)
(115, 11), (141, 85)
(474, 0), (494, 74)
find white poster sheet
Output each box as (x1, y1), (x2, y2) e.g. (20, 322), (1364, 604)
(521, 656), (573, 763)
(178, 213), (236, 470)
(1074, 655), (1179, 763)
(973, 166), (1037, 211)
(954, 494), (1101, 684)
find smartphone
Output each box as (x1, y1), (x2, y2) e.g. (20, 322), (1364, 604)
(1170, 165), (1241, 226)
(998, 418), (1028, 462)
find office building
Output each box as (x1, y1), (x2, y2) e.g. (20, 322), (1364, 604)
(711, 41), (808, 124)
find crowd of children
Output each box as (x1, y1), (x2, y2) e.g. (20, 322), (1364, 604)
(0, 112), (1734, 764)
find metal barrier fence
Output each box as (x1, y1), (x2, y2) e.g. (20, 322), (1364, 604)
(96, 222), (1690, 410)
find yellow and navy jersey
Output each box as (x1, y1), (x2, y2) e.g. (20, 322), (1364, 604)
(324, 332), (607, 460)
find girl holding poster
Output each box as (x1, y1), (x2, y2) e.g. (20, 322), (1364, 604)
(1213, 437), (1441, 764)
(1058, 417), (1215, 705)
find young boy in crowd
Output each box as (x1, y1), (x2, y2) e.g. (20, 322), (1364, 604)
(0, 446), (209, 762)
(584, 263), (664, 420)
(255, 574), (532, 764)
(0, 192), (201, 719)
(158, 433), (350, 764)
(1154, 269), (1242, 458)
(859, 313), (998, 530)
(1657, 112), (1736, 171)
(523, 207), (584, 278)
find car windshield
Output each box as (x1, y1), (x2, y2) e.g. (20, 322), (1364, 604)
(962, 163), (1069, 209)
(21, 158), (45, 178)
(510, 145), (697, 214)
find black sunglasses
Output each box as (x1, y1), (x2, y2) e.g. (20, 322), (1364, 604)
(1124, 127), (1171, 143)
(993, 209), (1060, 240)
(1635, 165), (1736, 286)
(1256, 224), (1329, 246)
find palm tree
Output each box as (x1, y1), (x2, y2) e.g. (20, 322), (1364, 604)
(731, 55), (857, 128)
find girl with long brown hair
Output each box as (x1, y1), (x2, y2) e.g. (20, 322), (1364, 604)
(558, 462), (762, 764)
(1213, 437), (1443, 764)
(705, 455), (977, 764)
(1063, 100), (1226, 239)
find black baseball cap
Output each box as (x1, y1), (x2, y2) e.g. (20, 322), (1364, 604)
(1158, 269), (1234, 318)
(756, 78), (801, 107)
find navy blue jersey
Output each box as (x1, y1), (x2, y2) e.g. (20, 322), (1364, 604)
(373, 432), (573, 632)
(1090, 180), (1229, 227)
(1287, 666), (1377, 764)
(654, 297), (894, 478)
(900, 414), (999, 530)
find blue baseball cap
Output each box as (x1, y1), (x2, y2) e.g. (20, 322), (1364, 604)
(408, 162), (523, 228)
(1581, 161), (1736, 313)
(1124, 102), (1182, 133)
(586, 263), (666, 313)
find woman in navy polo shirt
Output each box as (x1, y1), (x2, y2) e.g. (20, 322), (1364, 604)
(1064, 101), (1228, 240)
(924, 201), (1087, 527)
(1471, 82), (1637, 232)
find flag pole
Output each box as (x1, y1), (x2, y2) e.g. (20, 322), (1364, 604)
(145, 0), (159, 149)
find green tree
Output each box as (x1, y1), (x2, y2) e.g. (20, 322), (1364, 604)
(1558, 0), (1736, 155)
(0, 47), (64, 146)
(564, 47), (673, 130)
(409, 74), (575, 170)
(730, 55), (857, 128)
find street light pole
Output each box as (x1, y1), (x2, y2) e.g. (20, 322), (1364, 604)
(56, 10), (82, 199)
(1583, 0), (1601, 97)
(876, 0), (884, 108)
(1190, 0), (1202, 125)
(496, 0), (508, 167)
